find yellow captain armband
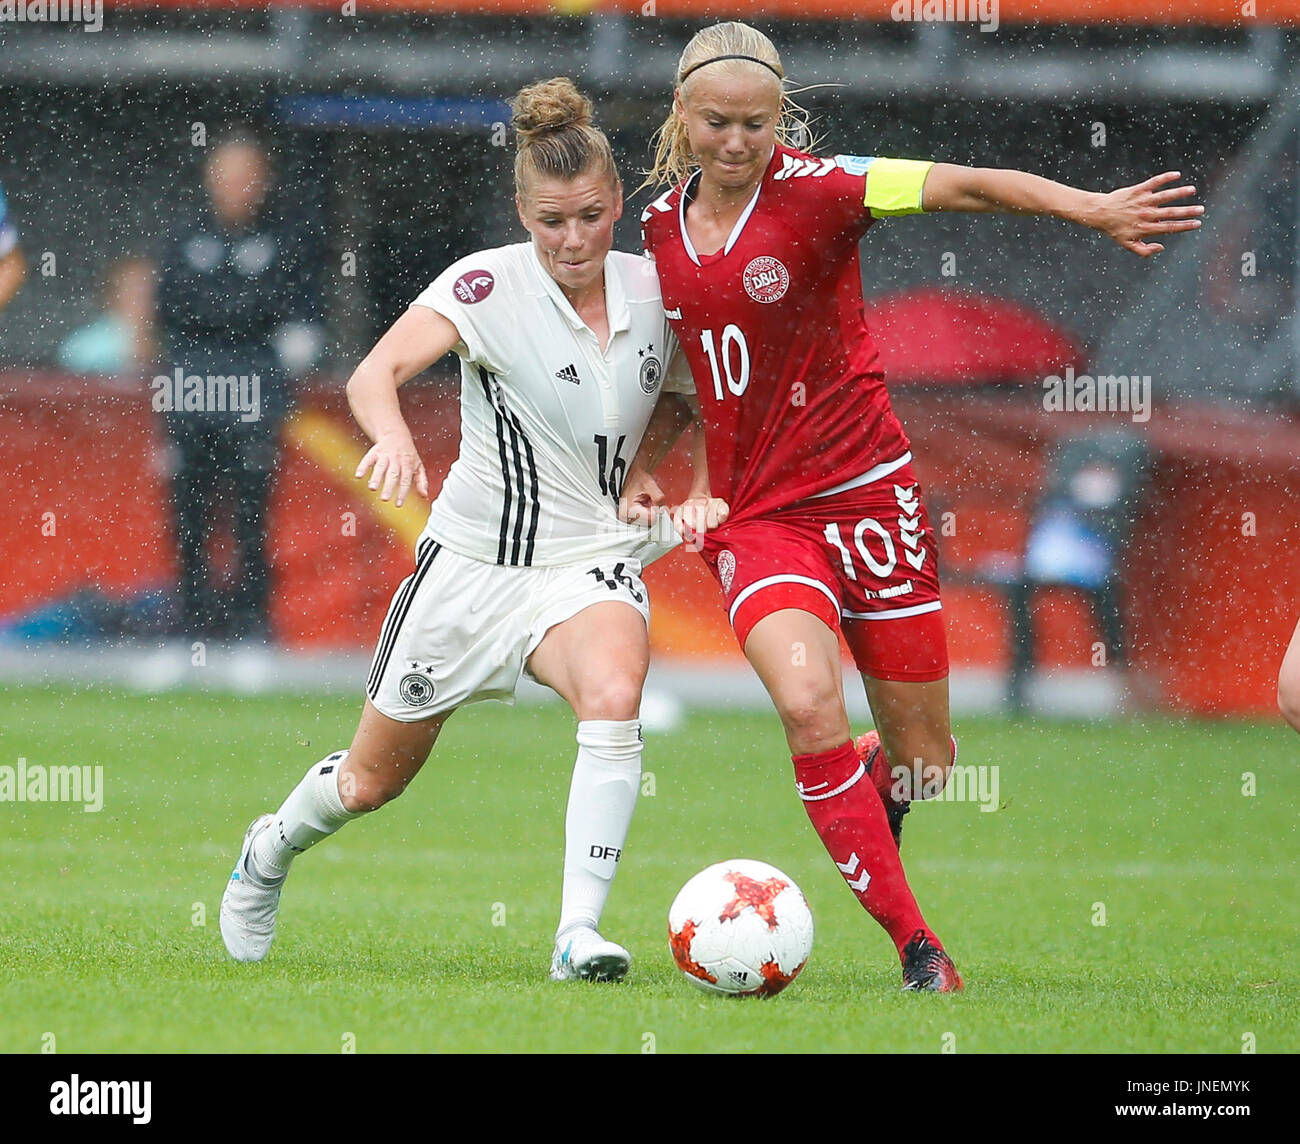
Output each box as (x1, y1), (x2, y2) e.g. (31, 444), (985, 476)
(863, 157), (935, 217)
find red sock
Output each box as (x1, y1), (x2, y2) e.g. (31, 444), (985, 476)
(794, 741), (933, 954)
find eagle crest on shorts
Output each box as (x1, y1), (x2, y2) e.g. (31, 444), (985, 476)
(399, 672), (436, 707)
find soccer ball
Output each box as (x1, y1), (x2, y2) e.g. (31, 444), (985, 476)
(667, 859), (814, 997)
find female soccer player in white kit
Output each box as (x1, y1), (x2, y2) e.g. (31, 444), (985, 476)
(220, 79), (719, 981)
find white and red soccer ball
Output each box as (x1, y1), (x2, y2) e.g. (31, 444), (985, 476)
(668, 859), (814, 998)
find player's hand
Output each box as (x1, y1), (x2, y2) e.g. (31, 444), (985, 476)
(356, 429), (429, 508)
(1090, 172), (1203, 257)
(619, 465), (666, 527)
(672, 495), (730, 547)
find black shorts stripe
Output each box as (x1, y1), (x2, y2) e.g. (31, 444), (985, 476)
(366, 539), (440, 698)
(366, 536), (434, 697)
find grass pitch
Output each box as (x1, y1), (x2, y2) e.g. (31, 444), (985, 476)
(0, 685), (1295, 1054)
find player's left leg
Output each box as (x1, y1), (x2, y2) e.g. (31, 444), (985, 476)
(838, 531), (956, 844)
(527, 599), (650, 982)
(858, 675), (955, 815)
(1278, 616), (1300, 733)
(220, 702), (450, 962)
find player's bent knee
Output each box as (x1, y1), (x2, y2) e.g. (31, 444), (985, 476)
(580, 677), (645, 722)
(776, 687), (849, 751)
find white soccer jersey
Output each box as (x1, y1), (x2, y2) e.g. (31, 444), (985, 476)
(411, 242), (694, 568)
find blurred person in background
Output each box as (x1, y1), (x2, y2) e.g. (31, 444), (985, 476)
(0, 180), (25, 310)
(1002, 428), (1150, 713)
(58, 256), (157, 375)
(152, 128), (321, 683)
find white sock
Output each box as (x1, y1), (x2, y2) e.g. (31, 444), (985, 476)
(248, 750), (363, 881)
(556, 720), (642, 939)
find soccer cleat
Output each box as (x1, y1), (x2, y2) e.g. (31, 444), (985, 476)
(855, 730), (910, 849)
(900, 929), (964, 992)
(549, 928), (632, 983)
(220, 813), (285, 962)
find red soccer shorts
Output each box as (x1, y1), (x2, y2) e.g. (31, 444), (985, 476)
(698, 465), (949, 682)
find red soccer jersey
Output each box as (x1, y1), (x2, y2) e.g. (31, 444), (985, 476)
(641, 142), (913, 523)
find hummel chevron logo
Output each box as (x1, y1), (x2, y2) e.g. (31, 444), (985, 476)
(895, 484), (926, 570)
(774, 154), (837, 181)
(555, 364), (581, 385)
(834, 853), (871, 892)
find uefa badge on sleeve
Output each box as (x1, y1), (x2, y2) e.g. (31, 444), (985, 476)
(453, 270), (495, 304)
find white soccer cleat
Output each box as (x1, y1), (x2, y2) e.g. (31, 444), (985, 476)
(549, 928), (632, 982)
(220, 814), (284, 962)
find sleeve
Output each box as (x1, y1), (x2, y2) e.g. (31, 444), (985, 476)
(410, 250), (513, 376)
(789, 154), (933, 226)
(0, 183), (19, 259)
(661, 326), (695, 396)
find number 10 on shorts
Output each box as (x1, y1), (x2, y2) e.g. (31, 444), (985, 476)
(823, 520), (899, 580)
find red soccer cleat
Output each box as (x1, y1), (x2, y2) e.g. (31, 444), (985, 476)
(900, 929), (964, 992)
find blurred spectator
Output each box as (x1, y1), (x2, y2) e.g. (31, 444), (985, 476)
(155, 128), (321, 645)
(0, 181), (25, 310)
(991, 428), (1151, 712)
(58, 256), (157, 375)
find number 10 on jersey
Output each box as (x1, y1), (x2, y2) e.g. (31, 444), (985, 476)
(701, 325), (750, 401)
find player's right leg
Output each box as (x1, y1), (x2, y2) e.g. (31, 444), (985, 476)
(527, 597), (650, 983)
(220, 701), (448, 962)
(740, 607), (957, 989)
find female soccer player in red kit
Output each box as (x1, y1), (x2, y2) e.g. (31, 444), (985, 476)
(625, 21), (1203, 990)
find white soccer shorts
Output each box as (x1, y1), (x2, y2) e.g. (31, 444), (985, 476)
(366, 538), (651, 721)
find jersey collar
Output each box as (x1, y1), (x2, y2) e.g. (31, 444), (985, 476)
(678, 144), (775, 267)
(526, 240), (630, 339)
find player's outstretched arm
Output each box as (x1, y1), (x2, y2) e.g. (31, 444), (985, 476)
(619, 390), (695, 526)
(920, 164), (1204, 257)
(347, 304), (462, 508)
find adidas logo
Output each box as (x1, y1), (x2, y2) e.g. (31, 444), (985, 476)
(555, 363), (581, 385)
